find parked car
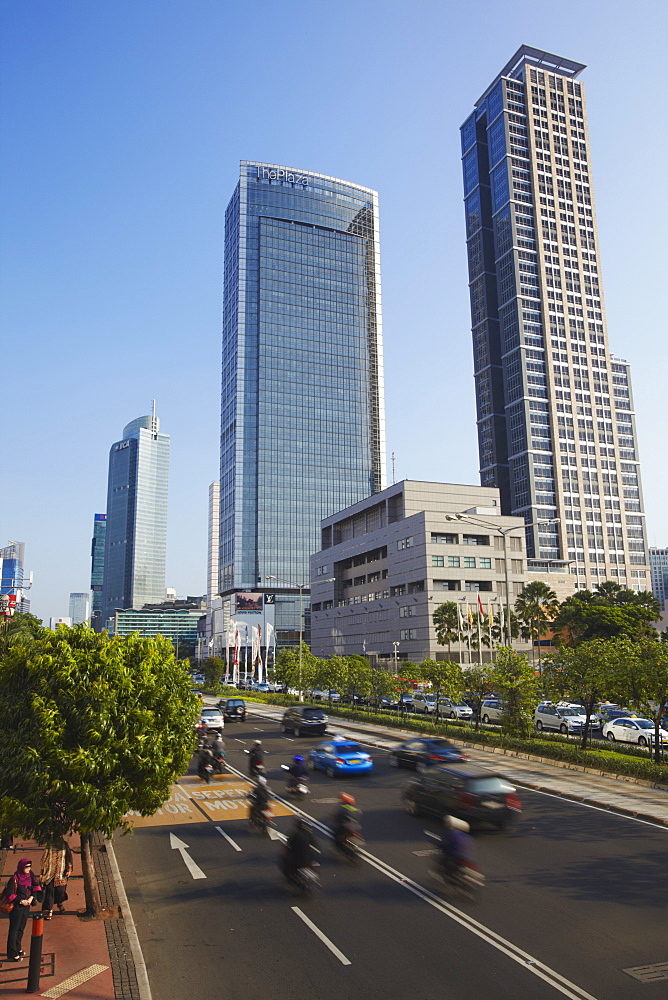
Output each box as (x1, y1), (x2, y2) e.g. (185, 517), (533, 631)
(399, 693), (415, 712)
(281, 705), (328, 737)
(308, 738), (373, 777)
(412, 693), (437, 714)
(437, 698), (474, 721)
(369, 694), (399, 710)
(402, 763), (521, 830)
(534, 702), (586, 735)
(480, 699), (504, 725)
(389, 738), (468, 771)
(197, 707), (225, 732)
(217, 697), (246, 722)
(603, 718), (668, 747)
(596, 704), (633, 726)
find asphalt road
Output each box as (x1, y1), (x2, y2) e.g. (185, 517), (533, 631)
(113, 709), (668, 1000)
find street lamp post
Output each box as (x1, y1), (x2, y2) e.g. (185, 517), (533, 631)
(392, 640), (400, 675)
(445, 514), (559, 647)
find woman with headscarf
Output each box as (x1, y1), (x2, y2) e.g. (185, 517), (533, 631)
(4, 858), (42, 961)
(39, 840), (74, 919)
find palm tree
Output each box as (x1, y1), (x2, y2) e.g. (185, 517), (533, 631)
(432, 602), (459, 659)
(514, 582), (559, 672)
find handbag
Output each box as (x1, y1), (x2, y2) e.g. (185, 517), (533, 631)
(0, 880), (14, 913)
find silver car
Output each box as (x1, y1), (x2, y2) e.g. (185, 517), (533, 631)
(198, 708), (225, 732)
(437, 698), (474, 721)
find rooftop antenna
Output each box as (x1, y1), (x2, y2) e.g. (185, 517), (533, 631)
(391, 451), (396, 484)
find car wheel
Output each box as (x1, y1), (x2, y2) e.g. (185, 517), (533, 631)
(307, 758), (315, 770)
(449, 712), (456, 719)
(482, 714), (490, 725)
(405, 798), (418, 816)
(389, 754), (399, 768)
(416, 762), (428, 775)
(638, 736), (647, 747)
(535, 720), (543, 732)
(606, 732), (615, 741)
(560, 724), (568, 735)
(327, 765), (337, 779)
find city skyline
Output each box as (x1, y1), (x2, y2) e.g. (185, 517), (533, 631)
(1, 2), (665, 621)
(462, 45), (648, 592)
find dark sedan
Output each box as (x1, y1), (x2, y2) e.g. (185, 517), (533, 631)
(389, 738), (468, 772)
(403, 763), (521, 830)
(217, 697), (247, 722)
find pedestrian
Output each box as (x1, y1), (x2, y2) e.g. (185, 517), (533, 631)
(39, 839), (74, 919)
(2, 858), (42, 961)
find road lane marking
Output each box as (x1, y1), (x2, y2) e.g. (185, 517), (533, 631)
(268, 827), (287, 843)
(234, 738), (247, 743)
(169, 833), (207, 879)
(291, 907), (351, 966)
(223, 758), (599, 1000)
(215, 826), (242, 852)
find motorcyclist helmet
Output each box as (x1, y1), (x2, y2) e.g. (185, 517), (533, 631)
(257, 775), (267, 786)
(340, 793), (355, 805)
(294, 755), (304, 762)
(254, 740), (262, 746)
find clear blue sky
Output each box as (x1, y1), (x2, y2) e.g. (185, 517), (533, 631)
(1, 0), (666, 622)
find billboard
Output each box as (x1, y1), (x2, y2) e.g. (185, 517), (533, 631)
(232, 592), (275, 632)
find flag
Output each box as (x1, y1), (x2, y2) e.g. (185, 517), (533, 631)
(477, 593), (486, 617)
(457, 604), (464, 631)
(467, 603), (473, 626)
(487, 603), (493, 626)
(499, 605), (505, 633)
(264, 621), (274, 673)
(363, 638), (366, 654)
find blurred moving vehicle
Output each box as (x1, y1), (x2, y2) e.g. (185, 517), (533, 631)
(281, 706), (328, 736)
(403, 763), (521, 830)
(389, 738), (468, 771)
(603, 717), (668, 746)
(217, 697), (247, 722)
(308, 738), (373, 777)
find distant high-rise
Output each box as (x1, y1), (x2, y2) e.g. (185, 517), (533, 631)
(100, 410), (169, 627)
(650, 548), (668, 608)
(69, 592), (90, 624)
(0, 540), (30, 613)
(90, 513), (106, 631)
(219, 161), (386, 645)
(460, 46), (648, 591)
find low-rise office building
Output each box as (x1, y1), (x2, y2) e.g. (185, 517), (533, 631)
(309, 481), (529, 665)
(109, 598), (206, 659)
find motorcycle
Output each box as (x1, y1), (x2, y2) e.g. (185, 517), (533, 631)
(197, 759), (214, 784)
(249, 801), (275, 836)
(334, 826), (365, 863)
(429, 859), (485, 902)
(286, 863), (321, 896)
(281, 764), (310, 798)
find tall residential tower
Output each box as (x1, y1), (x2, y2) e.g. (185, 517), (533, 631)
(461, 46), (648, 591)
(90, 513), (106, 631)
(219, 161), (386, 646)
(100, 410), (169, 627)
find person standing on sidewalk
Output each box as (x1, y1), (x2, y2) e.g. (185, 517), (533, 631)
(4, 858), (42, 961)
(39, 840), (73, 918)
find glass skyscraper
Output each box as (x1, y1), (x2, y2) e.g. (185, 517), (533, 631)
(461, 46), (648, 591)
(90, 513), (106, 631)
(220, 161), (386, 644)
(101, 411), (169, 627)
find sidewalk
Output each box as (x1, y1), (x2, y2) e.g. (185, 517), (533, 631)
(246, 702), (668, 826)
(0, 834), (143, 1000)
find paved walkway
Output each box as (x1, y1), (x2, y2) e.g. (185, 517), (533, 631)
(0, 833), (143, 1000)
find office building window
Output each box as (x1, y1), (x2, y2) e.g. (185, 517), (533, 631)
(397, 537), (414, 550)
(464, 557), (476, 568)
(432, 555), (445, 567)
(400, 629), (417, 640)
(448, 556), (461, 568)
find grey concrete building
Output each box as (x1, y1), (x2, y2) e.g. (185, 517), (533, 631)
(309, 481), (529, 665)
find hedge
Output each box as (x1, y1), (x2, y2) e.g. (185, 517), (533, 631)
(223, 688), (668, 787)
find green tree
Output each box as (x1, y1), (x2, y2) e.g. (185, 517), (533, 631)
(418, 659), (463, 720)
(201, 657), (225, 690)
(0, 611), (45, 656)
(0, 626), (198, 916)
(543, 638), (630, 748)
(344, 655), (372, 706)
(609, 639), (668, 763)
(369, 666), (396, 711)
(395, 662), (419, 719)
(461, 664), (495, 731)
(490, 647), (538, 737)
(432, 603), (459, 658)
(314, 655), (347, 706)
(275, 643), (319, 696)
(514, 581), (559, 671)
(553, 586), (661, 646)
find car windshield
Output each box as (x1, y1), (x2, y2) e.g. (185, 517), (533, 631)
(635, 720), (654, 729)
(468, 778), (515, 794)
(302, 708), (325, 719)
(559, 709), (583, 717)
(202, 709), (220, 717)
(227, 700), (243, 706)
(426, 740), (454, 750)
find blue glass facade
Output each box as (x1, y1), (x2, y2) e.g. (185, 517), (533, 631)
(90, 513), (106, 631)
(101, 415), (169, 627)
(220, 161), (386, 642)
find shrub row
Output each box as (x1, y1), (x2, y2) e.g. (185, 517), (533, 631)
(231, 690), (668, 786)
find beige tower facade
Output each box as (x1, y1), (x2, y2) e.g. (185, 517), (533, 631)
(461, 46), (648, 592)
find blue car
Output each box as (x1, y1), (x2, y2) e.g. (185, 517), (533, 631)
(308, 738), (373, 778)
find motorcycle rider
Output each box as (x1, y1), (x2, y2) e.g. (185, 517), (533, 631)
(439, 815), (474, 880)
(248, 775), (270, 826)
(283, 818), (318, 884)
(196, 743), (214, 783)
(248, 740), (264, 778)
(287, 754), (308, 792)
(207, 732), (226, 772)
(331, 793), (362, 851)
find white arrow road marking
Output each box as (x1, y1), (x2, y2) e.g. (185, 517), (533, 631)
(169, 832), (207, 879)
(215, 826), (242, 852)
(268, 826), (287, 843)
(292, 907), (351, 966)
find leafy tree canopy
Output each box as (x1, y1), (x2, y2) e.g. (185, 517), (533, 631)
(552, 584), (661, 646)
